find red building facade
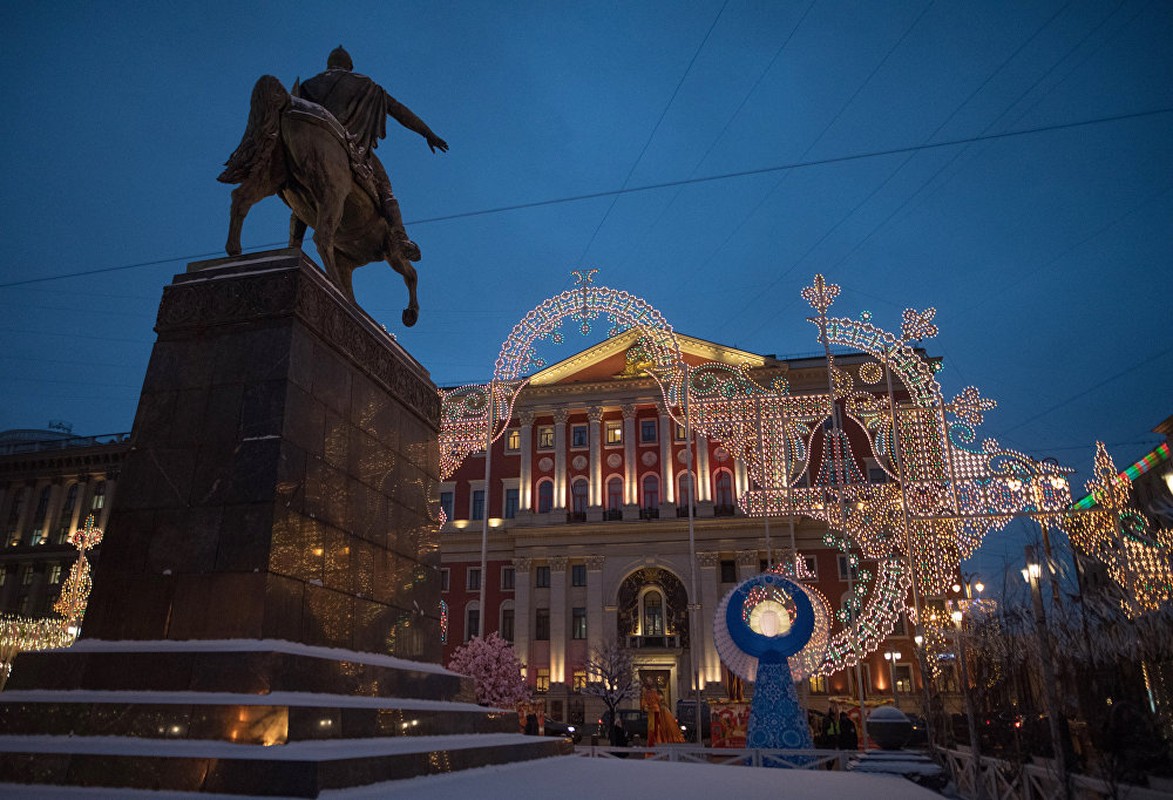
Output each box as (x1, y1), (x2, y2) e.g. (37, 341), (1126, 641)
(440, 332), (927, 728)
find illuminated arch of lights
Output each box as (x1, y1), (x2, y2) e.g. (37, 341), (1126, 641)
(439, 271), (1085, 677)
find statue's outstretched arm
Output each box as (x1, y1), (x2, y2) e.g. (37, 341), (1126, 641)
(384, 91), (448, 153)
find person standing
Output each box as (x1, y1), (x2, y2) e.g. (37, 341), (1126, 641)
(837, 710), (859, 751)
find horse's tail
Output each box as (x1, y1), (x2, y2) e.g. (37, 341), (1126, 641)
(218, 75), (289, 184)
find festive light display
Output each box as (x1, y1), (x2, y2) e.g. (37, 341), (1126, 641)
(439, 270), (1081, 677)
(1064, 443), (1173, 617)
(53, 514), (104, 627)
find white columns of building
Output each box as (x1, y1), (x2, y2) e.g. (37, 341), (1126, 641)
(697, 551), (722, 686)
(622, 404), (639, 519)
(549, 555), (568, 683)
(658, 404), (675, 506)
(734, 456), (749, 500)
(586, 555), (605, 653)
(518, 411), (534, 512)
(695, 434), (712, 503)
(513, 557), (532, 671)
(587, 406), (603, 509)
(736, 549), (760, 582)
(552, 409), (568, 512)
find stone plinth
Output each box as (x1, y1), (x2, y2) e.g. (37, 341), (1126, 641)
(84, 248), (442, 660)
(0, 251), (567, 796)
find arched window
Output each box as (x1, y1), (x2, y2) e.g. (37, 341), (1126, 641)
(56, 483), (78, 543)
(6, 487), (26, 542)
(642, 589), (665, 636)
(606, 477), (623, 510)
(641, 475), (659, 510)
(677, 473), (695, 509)
(31, 485), (51, 544)
(90, 480), (107, 511)
(537, 480), (554, 514)
(714, 470), (733, 510)
(571, 479), (589, 514)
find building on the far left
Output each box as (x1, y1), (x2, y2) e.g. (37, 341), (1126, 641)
(0, 426), (129, 616)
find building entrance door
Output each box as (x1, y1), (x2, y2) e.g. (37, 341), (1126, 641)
(639, 668), (673, 709)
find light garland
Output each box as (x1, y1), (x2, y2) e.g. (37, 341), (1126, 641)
(53, 514), (104, 628)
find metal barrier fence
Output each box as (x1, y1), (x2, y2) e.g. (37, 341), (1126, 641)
(574, 744), (849, 770)
(938, 747), (1173, 800)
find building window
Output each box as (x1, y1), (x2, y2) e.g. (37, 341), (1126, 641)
(803, 555), (818, 578)
(605, 421), (622, 445)
(471, 489), (485, 521)
(571, 479), (588, 515)
(571, 564), (586, 587)
(720, 560), (737, 583)
(572, 607), (587, 639)
(571, 424), (588, 448)
(537, 480), (554, 514)
(55, 483), (78, 543)
(538, 426), (555, 449)
(30, 486), (51, 544)
(572, 670), (587, 693)
(642, 475), (659, 509)
(467, 567), (481, 591)
(6, 488), (26, 542)
(20, 564), (34, 586)
(606, 477), (623, 511)
(535, 608), (550, 640)
(808, 674), (828, 694)
(504, 488), (519, 519)
(440, 568), (450, 592)
(439, 491), (454, 522)
(640, 419), (657, 443)
(892, 613), (906, 636)
(506, 429), (520, 452)
(714, 470), (733, 508)
(678, 473), (695, 508)
(465, 606), (480, 640)
(894, 664), (913, 694)
(535, 565), (550, 588)
(642, 590), (664, 636)
(837, 554), (860, 581)
(674, 422), (687, 442)
(868, 466), (888, 484)
(90, 480), (107, 511)
(535, 668), (550, 694)
(501, 608), (515, 642)
(501, 566), (515, 590)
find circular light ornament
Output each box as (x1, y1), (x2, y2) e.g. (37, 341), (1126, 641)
(749, 599), (792, 637)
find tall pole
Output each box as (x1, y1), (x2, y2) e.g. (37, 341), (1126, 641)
(682, 371), (703, 744)
(952, 610), (985, 800)
(1024, 546), (1072, 800)
(477, 382), (494, 638)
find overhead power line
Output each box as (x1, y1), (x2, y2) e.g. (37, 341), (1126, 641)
(1, 105), (1169, 291)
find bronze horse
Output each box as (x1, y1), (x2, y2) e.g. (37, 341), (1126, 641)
(219, 75), (419, 326)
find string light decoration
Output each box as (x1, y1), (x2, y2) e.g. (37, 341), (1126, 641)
(53, 514), (104, 628)
(1064, 442), (1173, 617)
(439, 272), (685, 480)
(440, 270), (1081, 677)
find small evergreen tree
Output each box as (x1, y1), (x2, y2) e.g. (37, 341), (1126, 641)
(446, 632), (529, 709)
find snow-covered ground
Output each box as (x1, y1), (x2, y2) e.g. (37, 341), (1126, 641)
(0, 755), (941, 799)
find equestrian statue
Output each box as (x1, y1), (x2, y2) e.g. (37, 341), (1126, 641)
(219, 46), (448, 326)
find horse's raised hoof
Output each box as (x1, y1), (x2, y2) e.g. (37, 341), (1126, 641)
(402, 306), (419, 327)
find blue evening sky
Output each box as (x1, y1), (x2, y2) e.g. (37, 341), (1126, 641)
(2, 1), (1170, 585)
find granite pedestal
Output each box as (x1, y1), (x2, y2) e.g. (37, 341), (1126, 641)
(0, 250), (566, 796)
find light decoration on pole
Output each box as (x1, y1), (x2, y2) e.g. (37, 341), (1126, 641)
(53, 513), (104, 630)
(1064, 442), (1173, 617)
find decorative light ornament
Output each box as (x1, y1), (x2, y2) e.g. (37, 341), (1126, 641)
(53, 514), (104, 629)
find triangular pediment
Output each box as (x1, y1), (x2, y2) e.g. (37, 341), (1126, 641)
(527, 330), (774, 387)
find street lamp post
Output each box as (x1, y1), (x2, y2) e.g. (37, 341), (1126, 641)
(952, 608), (985, 800)
(884, 649), (903, 709)
(1021, 546), (1072, 800)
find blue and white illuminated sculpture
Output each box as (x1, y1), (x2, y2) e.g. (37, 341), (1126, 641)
(716, 573), (815, 749)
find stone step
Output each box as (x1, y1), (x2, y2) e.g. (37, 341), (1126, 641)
(0, 733), (570, 797)
(7, 639), (474, 703)
(0, 690), (517, 745)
